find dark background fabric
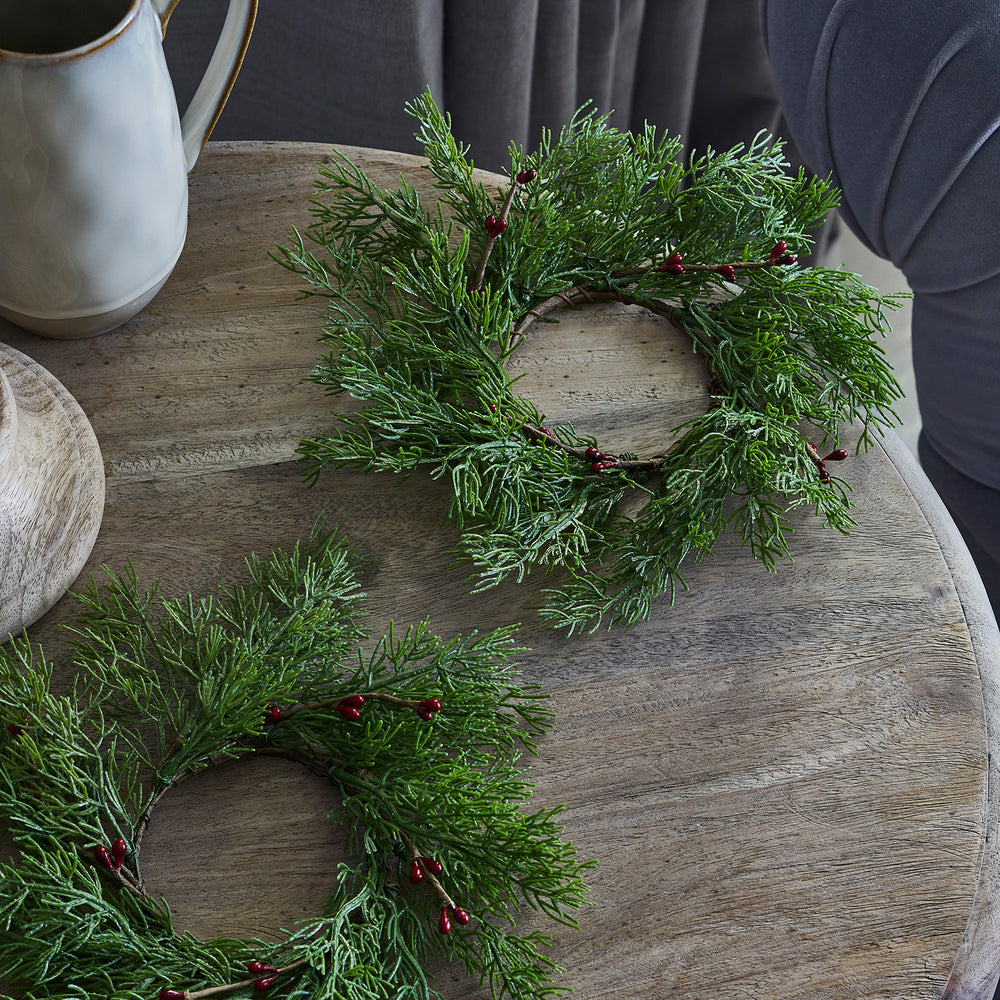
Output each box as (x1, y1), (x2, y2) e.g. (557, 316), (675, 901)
(763, 0), (1000, 620)
(164, 0), (789, 174)
(762, 0), (1000, 491)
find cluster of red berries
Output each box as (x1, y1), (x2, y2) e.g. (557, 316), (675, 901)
(245, 960), (282, 992)
(483, 168), (538, 241)
(414, 697), (441, 721)
(532, 426), (558, 446)
(93, 837), (128, 871)
(438, 902), (471, 934)
(407, 855), (472, 933)
(810, 446), (849, 484)
(766, 240), (796, 265)
(264, 695), (441, 725)
(485, 214), (507, 239)
(408, 854), (444, 883)
(656, 250), (685, 275)
(334, 694), (366, 721)
(655, 240), (797, 279)
(584, 446), (619, 473)
(160, 958), (284, 999)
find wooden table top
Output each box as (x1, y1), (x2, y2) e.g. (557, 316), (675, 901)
(3, 141), (1000, 1000)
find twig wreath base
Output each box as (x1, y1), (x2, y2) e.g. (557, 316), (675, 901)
(0, 526), (592, 1000)
(279, 91), (906, 634)
(508, 284), (726, 473)
(503, 283), (852, 482)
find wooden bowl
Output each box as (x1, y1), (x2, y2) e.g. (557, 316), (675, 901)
(0, 343), (105, 643)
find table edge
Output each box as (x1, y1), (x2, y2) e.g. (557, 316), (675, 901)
(880, 428), (1000, 999)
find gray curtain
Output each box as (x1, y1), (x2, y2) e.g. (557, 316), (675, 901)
(164, 0), (787, 174)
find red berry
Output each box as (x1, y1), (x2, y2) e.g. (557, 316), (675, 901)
(776, 254), (796, 266)
(409, 858), (424, 883)
(247, 961), (278, 974)
(255, 975), (279, 991)
(584, 447), (603, 461)
(418, 698), (441, 714)
(451, 906), (471, 926)
(716, 264), (737, 281)
(516, 167), (538, 184)
(111, 838), (127, 868)
(767, 240), (788, 261)
(264, 704), (281, 723)
(94, 844), (114, 870)
(438, 906), (452, 934)
(416, 708), (434, 721)
(7, 723), (22, 737)
(335, 705), (361, 721)
(420, 856), (444, 876)
(485, 215), (508, 239)
(665, 251), (683, 266)
(823, 448), (849, 462)
(341, 694), (365, 709)
(159, 990), (185, 1000)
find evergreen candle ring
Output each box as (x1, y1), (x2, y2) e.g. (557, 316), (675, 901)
(278, 92), (906, 634)
(0, 527), (592, 1000)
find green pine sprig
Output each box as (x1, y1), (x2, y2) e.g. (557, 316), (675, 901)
(276, 91), (906, 632)
(0, 525), (592, 1000)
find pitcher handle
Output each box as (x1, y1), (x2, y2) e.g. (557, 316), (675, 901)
(153, 0), (258, 172)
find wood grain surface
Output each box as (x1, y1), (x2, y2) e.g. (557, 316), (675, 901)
(2, 141), (1000, 1000)
(0, 342), (104, 641)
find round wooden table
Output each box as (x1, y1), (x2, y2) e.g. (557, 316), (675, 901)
(3, 141), (1000, 1000)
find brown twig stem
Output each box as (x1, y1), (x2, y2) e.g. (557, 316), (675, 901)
(134, 691), (430, 864)
(75, 843), (145, 898)
(501, 282), (696, 474)
(470, 174), (531, 292)
(277, 691), (429, 720)
(179, 958), (311, 1000)
(520, 422), (671, 473)
(804, 441), (823, 464)
(495, 249), (797, 474)
(400, 832), (455, 908)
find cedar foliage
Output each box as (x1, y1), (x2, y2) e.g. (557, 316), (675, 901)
(0, 526), (592, 1000)
(278, 92), (904, 633)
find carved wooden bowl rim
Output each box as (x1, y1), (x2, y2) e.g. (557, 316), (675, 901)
(0, 363), (15, 470)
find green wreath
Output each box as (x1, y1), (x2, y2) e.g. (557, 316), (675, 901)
(0, 527), (592, 1000)
(277, 92), (905, 634)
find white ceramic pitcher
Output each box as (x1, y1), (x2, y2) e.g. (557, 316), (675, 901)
(0, 0), (257, 338)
